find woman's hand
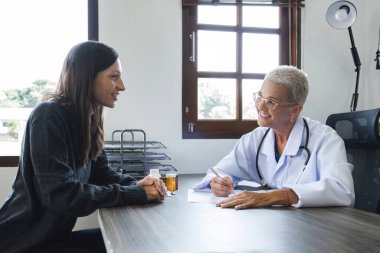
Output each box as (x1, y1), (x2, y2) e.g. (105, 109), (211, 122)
(138, 176), (166, 201)
(210, 176), (234, 197)
(217, 190), (287, 210)
(142, 184), (165, 202)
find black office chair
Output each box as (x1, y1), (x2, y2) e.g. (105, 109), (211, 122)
(326, 108), (380, 214)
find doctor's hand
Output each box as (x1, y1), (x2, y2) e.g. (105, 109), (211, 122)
(210, 176), (234, 197)
(216, 189), (298, 210)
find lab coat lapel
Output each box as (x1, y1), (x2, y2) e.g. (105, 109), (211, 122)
(274, 117), (304, 171)
(260, 128), (275, 158)
(283, 117), (304, 157)
(256, 128), (276, 182)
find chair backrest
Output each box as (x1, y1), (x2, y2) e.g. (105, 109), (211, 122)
(326, 108), (380, 214)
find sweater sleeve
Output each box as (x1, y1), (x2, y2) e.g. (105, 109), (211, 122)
(29, 105), (148, 217)
(89, 150), (139, 186)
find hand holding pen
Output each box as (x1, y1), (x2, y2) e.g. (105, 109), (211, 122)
(209, 168), (235, 197)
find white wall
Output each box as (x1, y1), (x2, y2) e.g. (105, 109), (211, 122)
(100, 0), (236, 175)
(363, 0), (380, 108)
(302, 0), (380, 121)
(99, 0), (380, 175)
(0, 167), (16, 202)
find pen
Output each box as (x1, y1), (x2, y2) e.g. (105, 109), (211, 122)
(210, 168), (235, 195)
(210, 167), (223, 179)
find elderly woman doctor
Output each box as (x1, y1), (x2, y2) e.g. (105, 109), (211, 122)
(194, 65), (355, 210)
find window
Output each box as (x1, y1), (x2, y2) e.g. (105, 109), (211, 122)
(0, 0), (98, 166)
(182, 0), (303, 139)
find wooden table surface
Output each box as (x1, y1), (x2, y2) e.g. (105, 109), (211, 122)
(98, 174), (380, 253)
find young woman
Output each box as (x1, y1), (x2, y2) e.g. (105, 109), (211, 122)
(0, 41), (165, 253)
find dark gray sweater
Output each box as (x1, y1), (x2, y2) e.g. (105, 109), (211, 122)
(0, 101), (148, 253)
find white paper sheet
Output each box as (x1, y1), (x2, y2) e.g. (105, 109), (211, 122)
(188, 180), (266, 203)
(187, 189), (235, 203)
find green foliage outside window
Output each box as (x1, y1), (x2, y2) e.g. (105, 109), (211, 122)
(0, 80), (55, 108)
(0, 80), (56, 142)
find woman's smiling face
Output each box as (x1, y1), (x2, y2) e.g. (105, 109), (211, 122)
(93, 59), (125, 108)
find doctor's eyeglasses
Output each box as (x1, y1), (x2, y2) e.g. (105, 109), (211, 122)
(253, 92), (293, 110)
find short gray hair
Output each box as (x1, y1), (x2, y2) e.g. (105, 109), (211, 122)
(264, 65), (309, 105)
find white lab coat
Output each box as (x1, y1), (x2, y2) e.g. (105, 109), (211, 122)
(194, 117), (355, 208)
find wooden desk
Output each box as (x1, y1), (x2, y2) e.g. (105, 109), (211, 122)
(99, 174), (380, 253)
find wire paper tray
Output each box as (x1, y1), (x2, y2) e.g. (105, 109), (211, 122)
(107, 152), (171, 163)
(110, 163), (177, 177)
(104, 141), (166, 151)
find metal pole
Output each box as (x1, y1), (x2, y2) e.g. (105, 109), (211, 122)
(348, 26), (361, 111)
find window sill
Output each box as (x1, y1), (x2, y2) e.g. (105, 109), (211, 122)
(0, 156), (19, 167)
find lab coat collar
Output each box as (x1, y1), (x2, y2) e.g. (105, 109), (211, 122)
(261, 116), (304, 157)
(284, 117), (305, 156)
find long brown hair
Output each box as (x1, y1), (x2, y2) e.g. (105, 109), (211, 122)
(46, 41), (119, 166)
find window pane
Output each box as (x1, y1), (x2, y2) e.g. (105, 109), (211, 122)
(242, 79), (263, 120)
(198, 30), (236, 72)
(242, 6), (279, 28)
(0, 0), (87, 155)
(198, 78), (236, 120)
(198, 5), (236, 26)
(242, 33), (279, 74)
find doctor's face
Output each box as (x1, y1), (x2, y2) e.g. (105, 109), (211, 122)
(255, 80), (295, 130)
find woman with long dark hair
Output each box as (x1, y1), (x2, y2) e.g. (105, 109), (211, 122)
(0, 41), (165, 253)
